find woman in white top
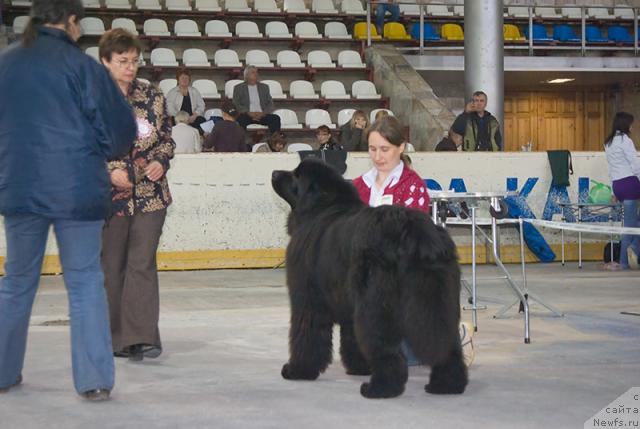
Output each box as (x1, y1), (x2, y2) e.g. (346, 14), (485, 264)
(166, 68), (207, 134)
(171, 111), (201, 154)
(604, 112), (640, 269)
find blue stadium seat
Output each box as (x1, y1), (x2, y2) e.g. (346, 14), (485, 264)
(553, 24), (580, 43)
(607, 25), (633, 43)
(522, 24), (553, 42)
(410, 23), (440, 41)
(585, 25), (608, 43)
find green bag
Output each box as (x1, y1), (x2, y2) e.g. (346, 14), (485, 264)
(588, 180), (613, 204)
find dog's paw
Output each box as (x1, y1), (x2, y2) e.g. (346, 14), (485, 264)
(345, 366), (371, 376)
(281, 363), (319, 381)
(360, 382), (404, 399)
(424, 382), (466, 395)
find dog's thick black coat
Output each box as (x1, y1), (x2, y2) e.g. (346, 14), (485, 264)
(272, 160), (467, 398)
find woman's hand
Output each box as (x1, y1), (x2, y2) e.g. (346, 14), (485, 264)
(110, 169), (133, 189)
(145, 161), (165, 182)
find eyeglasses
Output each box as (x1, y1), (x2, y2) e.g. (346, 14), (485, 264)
(115, 58), (140, 69)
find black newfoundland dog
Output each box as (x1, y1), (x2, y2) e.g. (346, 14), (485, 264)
(272, 159), (467, 398)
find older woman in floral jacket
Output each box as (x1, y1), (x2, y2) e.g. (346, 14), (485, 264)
(99, 29), (175, 362)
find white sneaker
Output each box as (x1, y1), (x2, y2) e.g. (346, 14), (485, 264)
(627, 247), (639, 270)
(459, 322), (475, 367)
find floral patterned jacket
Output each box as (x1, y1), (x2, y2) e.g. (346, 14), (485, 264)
(108, 80), (175, 217)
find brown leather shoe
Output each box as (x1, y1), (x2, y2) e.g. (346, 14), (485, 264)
(0, 374), (23, 393)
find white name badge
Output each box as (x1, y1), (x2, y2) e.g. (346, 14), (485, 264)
(378, 195), (394, 206)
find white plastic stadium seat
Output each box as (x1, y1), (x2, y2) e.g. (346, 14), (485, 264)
(205, 108), (222, 119)
(182, 49), (210, 67)
(274, 109), (303, 129)
(111, 18), (138, 35)
(214, 49), (242, 67)
(615, 7), (635, 19)
(137, 78), (151, 85)
(226, 0), (251, 12)
(136, 0), (162, 10)
(312, 0), (338, 14)
(352, 80), (381, 99)
(196, 0), (222, 11)
(324, 22), (351, 39)
(337, 50), (365, 68)
(224, 79), (244, 98)
(80, 17), (105, 36)
(588, 7), (615, 19)
(265, 21), (293, 38)
(205, 20), (232, 37)
(284, 0), (310, 13)
(262, 80), (286, 99)
(192, 79), (221, 99)
(83, 0), (102, 9)
(399, 4), (421, 16)
(235, 21), (263, 38)
(453, 5), (464, 16)
(276, 50), (305, 68)
(144, 19), (171, 36)
(85, 46), (100, 62)
(289, 80), (319, 99)
(320, 80), (349, 100)
(295, 22), (322, 39)
(11, 0), (33, 5)
(341, 0), (365, 15)
(369, 108), (394, 123)
(150, 48), (179, 67)
(534, 7), (559, 19)
(175, 19), (201, 37)
(305, 109), (336, 129)
(252, 143), (269, 152)
(307, 50), (335, 68)
(337, 108), (356, 127)
(507, 6), (530, 18)
(254, 0), (281, 13)
(405, 143), (416, 153)
(245, 50), (274, 68)
(561, 7), (583, 19)
(166, 0), (192, 11)
(159, 79), (178, 96)
(427, 5), (452, 16)
(12, 16), (29, 34)
(287, 143), (314, 153)
(105, 0), (132, 9)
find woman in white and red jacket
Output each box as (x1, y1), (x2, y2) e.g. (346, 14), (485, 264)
(352, 116), (429, 213)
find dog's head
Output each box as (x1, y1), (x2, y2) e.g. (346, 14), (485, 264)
(272, 159), (362, 215)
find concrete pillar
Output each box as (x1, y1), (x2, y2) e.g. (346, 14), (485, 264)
(464, 0), (504, 137)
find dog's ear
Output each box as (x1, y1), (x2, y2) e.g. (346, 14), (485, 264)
(272, 170), (298, 209)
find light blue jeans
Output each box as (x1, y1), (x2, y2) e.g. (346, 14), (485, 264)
(376, 3), (401, 35)
(620, 199), (640, 268)
(0, 215), (114, 394)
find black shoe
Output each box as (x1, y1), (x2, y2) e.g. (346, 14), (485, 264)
(0, 374), (22, 393)
(113, 349), (130, 358)
(81, 388), (110, 401)
(128, 344), (144, 362)
(143, 345), (162, 359)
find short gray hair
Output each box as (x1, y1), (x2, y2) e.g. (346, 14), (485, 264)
(175, 111), (190, 124)
(243, 65), (258, 81)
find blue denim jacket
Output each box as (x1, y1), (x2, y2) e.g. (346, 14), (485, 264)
(0, 27), (136, 220)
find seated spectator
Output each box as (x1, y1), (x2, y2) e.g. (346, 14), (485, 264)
(255, 131), (287, 153)
(374, 109), (389, 122)
(166, 68), (207, 134)
(376, 0), (400, 36)
(233, 66), (281, 134)
(435, 130), (459, 152)
(316, 125), (343, 150)
(202, 100), (247, 152)
(450, 91), (502, 151)
(172, 111), (202, 154)
(340, 110), (368, 151)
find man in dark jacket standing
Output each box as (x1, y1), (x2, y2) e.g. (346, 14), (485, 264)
(0, 0), (136, 401)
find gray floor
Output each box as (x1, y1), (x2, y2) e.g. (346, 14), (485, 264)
(1, 263), (639, 429)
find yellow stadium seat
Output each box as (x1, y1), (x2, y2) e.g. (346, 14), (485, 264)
(354, 22), (382, 40)
(383, 22), (411, 40)
(441, 23), (464, 41)
(503, 24), (525, 41)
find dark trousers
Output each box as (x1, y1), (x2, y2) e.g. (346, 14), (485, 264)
(237, 113), (281, 134)
(102, 209), (166, 353)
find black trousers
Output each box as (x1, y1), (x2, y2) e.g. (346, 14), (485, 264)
(237, 113), (281, 134)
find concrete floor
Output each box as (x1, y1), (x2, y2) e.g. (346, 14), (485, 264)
(1, 263), (639, 429)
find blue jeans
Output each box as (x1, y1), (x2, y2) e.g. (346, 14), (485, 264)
(376, 3), (400, 35)
(0, 215), (114, 394)
(620, 200), (640, 268)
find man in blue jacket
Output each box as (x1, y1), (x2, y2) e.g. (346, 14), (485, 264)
(0, 0), (136, 401)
